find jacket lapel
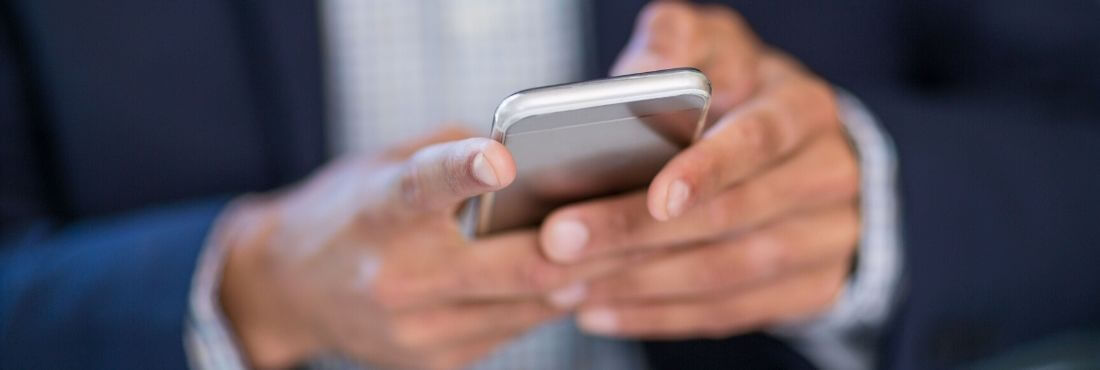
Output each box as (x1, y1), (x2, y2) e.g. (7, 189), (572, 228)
(231, 1), (328, 185)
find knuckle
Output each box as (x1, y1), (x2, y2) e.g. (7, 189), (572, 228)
(699, 145), (729, 189)
(689, 256), (729, 290)
(635, 1), (704, 56)
(798, 79), (840, 129)
(391, 320), (431, 351)
(810, 274), (845, 310)
(447, 271), (475, 294)
(738, 112), (783, 159)
(704, 249), (746, 288)
(707, 193), (742, 231)
(447, 263), (485, 296)
(397, 162), (427, 208)
(816, 141), (861, 201)
(367, 275), (410, 311)
(733, 116), (766, 153)
(442, 145), (475, 193)
(514, 260), (564, 293)
(710, 185), (763, 232)
(638, 1), (696, 32)
(816, 84), (841, 126)
(745, 234), (784, 280)
(840, 147), (862, 189)
(727, 59), (760, 103)
(677, 146), (719, 192)
(834, 162), (862, 200)
(705, 4), (747, 30)
(600, 275), (636, 299)
(602, 205), (640, 248)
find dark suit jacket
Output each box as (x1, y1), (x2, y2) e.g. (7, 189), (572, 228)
(2, 1), (1098, 369)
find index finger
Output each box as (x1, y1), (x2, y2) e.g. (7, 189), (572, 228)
(648, 55), (839, 221)
(539, 131), (858, 262)
(375, 137), (517, 219)
(612, 2), (761, 113)
(369, 231), (650, 310)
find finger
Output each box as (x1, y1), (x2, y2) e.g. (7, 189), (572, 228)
(379, 137), (516, 218)
(391, 300), (563, 351)
(577, 262), (850, 339)
(376, 124), (477, 162)
(648, 61), (840, 221)
(612, 2), (761, 111)
(368, 231), (652, 310)
(586, 204), (859, 303)
(612, 2), (707, 75)
(541, 133), (858, 262)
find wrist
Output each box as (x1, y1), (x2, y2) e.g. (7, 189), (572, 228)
(217, 196), (320, 368)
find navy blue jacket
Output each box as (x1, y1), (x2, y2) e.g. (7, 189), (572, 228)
(2, 1), (1098, 369)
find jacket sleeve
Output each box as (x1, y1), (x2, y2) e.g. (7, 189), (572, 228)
(0, 10), (230, 368)
(0, 200), (229, 370)
(852, 86), (1100, 369)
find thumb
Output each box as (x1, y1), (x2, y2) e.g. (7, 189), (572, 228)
(382, 138), (516, 217)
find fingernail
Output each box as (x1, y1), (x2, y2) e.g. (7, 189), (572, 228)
(547, 282), (587, 308)
(471, 152), (500, 187)
(665, 180), (691, 218)
(545, 220), (589, 262)
(579, 308), (618, 334)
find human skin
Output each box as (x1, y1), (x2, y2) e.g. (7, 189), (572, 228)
(218, 128), (631, 369)
(541, 2), (861, 339)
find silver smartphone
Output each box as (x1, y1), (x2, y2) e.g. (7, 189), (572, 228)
(462, 68), (711, 236)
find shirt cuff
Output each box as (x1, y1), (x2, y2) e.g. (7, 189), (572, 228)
(769, 89), (904, 370)
(185, 200), (252, 370)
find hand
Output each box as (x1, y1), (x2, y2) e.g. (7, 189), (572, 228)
(217, 127), (621, 369)
(539, 2), (861, 338)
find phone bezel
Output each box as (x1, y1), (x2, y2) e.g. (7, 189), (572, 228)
(466, 68), (711, 236)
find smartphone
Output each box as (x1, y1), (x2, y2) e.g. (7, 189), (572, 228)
(462, 68), (711, 236)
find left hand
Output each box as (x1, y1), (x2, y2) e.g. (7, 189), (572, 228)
(538, 2), (861, 338)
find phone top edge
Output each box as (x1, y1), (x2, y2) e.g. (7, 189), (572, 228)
(491, 68), (711, 134)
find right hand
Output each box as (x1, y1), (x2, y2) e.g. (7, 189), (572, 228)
(217, 127), (618, 369)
